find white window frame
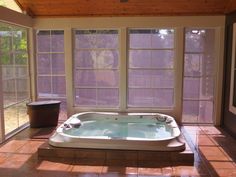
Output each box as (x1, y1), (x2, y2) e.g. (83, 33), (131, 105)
(36, 29), (66, 100)
(182, 28), (218, 124)
(127, 28), (176, 109)
(72, 29), (120, 109)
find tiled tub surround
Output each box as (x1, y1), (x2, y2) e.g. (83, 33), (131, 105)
(38, 139), (194, 166)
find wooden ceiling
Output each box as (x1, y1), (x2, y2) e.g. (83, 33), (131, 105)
(15, 0), (236, 18)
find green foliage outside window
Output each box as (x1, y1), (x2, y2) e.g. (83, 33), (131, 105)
(0, 23), (28, 65)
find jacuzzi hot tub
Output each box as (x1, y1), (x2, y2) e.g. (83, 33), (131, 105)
(49, 112), (185, 151)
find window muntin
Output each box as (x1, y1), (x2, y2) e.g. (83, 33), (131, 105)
(128, 29), (175, 108)
(74, 30), (119, 107)
(36, 30), (66, 99)
(0, 23), (30, 134)
(182, 29), (215, 123)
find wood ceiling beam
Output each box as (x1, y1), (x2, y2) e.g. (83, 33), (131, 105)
(14, 0), (236, 17)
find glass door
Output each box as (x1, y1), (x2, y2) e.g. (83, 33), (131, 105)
(0, 22), (30, 137)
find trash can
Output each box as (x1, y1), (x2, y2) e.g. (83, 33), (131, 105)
(27, 100), (61, 128)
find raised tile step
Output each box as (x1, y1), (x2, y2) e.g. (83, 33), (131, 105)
(38, 139), (194, 166)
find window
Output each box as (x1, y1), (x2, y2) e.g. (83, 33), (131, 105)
(182, 28), (215, 123)
(0, 22), (30, 134)
(128, 29), (175, 108)
(73, 30), (119, 107)
(36, 30), (67, 120)
(36, 30), (66, 99)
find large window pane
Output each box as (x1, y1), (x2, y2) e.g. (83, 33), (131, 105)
(0, 23), (30, 135)
(75, 89), (96, 106)
(74, 51), (95, 68)
(151, 29), (174, 49)
(129, 50), (152, 68)
(75, 70), (96, 87)
(52, 76), (66, 97)
(51, 30), (64, 52)
(96, 50), (119, 69)
(129, 29), (174, 49)
(128, 89), (153, 107)
(3, 79), (16, 107)
(128, 70), (152, 88)
(183, 78), (200, 99)
(37, 54), (51, 75)
(182, 100), (213, 123)
(97, 89), (119, 106)
(182, 28), (215, 123)
(36, 30), (67, 121)
(74, 29), (119, 108)
(96, 31), (118, 48)
(52, 53), (65, 74)
(36, 30), (66, 99)
(96, 70), (119, 87)
(129, 30), (152, 49)
(128, 29), (175, 108)
(152, 70), (174, 88)
(37, 30), (50, 52)
(152, 50), (174, 68)
(153, 89), (174, 107)
(38, 76), (51, 96)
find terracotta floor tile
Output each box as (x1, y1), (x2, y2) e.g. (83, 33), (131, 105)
(0, 169), (14, 177)
(0, 139), (28, 153)
(213, 168), (236, 177)
(192, 161), (211, 175)
(209, 134), (236, 145)
(209, 161), (235, 169)
(72, 173), (99, 177)
(199, 126), (223, 135)
(11, 166), (40, 177)
(36, 170), (73, 177)
(173, 165), (208, 176)
(17, 140), (45, 154)
(102, 166), (138, 175)
(0, 152), (10, 164)
(162, 166), (174, 176)
(198, 146), (226, 157)
(0, 153), (32, 169)
(138, 167), (162, 176)
(196, 135), (216, 146)
(138, 161), (172, 168)
(183, 126), (205, 135)
(36, 158), (73, 172)
(137, 175), (166, 177)
(100, 174), (137, 177)
(0, 156), (39, 177)
(72, 164), (103, 174)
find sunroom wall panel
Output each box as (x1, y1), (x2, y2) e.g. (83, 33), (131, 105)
(33, 16), (225, 124)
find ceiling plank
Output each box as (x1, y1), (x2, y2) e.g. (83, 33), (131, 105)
(15, 0), (233, 17)
(225, 0), (236, 14)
